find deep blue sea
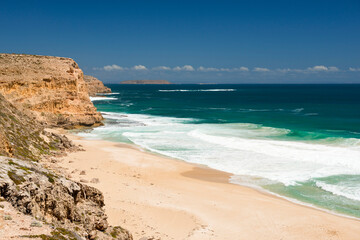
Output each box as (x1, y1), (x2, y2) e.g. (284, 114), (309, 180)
(82, 84), (360, 218)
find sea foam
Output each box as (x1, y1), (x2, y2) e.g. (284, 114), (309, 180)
(83, 112), (360, 190)
(90, 97), (118, 101)
(96, 92), (120, 95)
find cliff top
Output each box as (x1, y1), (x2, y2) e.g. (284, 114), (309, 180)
(0, 53), (79, 80)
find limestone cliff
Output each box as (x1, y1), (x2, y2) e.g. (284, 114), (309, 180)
(0, 54), (133, 239)
(84, 75), (112, 97)
(0, 54), (103, 128)
(0, 94), (133, 239)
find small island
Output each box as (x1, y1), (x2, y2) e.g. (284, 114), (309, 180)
(120, 80), (171, 84)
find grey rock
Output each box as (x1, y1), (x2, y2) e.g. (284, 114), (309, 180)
(90, 178), (100, 184)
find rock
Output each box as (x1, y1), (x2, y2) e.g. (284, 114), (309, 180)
(90, 178), (100, 184)
(95, 219), (108, 231)
(4, 215), (12, 220)
(107, 226), (134, 240)
(80, 170), (86, 175)
(139, 237), (155, 240)
(30, 221), (42, 227)
(84, 75), (112, 97)
(88, 230), (97, 239)
(0, 54), (103, 128)
(80, 179), (89, 183)
(0, 156), (132, 240)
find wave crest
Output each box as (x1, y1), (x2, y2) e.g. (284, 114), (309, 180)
(90, 97), (118, 101)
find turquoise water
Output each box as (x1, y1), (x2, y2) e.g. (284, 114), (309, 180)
(84, 84), (360, 218)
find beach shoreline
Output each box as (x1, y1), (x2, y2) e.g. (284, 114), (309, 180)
(51, 131), (360, 240)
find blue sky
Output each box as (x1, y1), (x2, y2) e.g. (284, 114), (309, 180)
(1, 0), (360, 83)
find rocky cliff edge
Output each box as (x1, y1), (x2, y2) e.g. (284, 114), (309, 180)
(84, 75), (111, 97)
(0, 54), (103, 128)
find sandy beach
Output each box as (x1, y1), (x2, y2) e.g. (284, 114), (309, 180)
(51, 132), (360, 240)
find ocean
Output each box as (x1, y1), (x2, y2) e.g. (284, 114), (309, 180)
(82, 84), (360, 218)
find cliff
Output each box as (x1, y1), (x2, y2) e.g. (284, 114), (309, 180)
(0, 93), (76, 161)
(0, 93), (132, 239)
(0, 93), (124, 239)
(120, 80), (171, 84)
(0, 54), (103, 128)
(0, 53), (133, 239)
(84, 75), (112, 97)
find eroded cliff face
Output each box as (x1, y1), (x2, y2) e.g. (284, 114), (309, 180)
(0, 93), (133, 239)
(0, 93), (76, 161)
(84, 75), (112, 97)
(0, 54), (103, 128)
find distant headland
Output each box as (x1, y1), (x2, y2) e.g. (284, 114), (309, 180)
(120, 80), (171, 84)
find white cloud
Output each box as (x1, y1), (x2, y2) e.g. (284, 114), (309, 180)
(198, 66), (249, 72)
(277, 68), (293, 73)
(253, 67), (270, 72)
(328, 66), (339, 72)
(310, 65), (328, 71)
(277, 66), (340, 73)
(277, 68), (308, 73)
(183, 65), (195, 71)
(103, 64), (125, 71)
(349, 67), (360, 72)
(307, 65), (339, 72)
(132, 65), (147, 70)
(95, 64), (348, 74)
(153, 66), (171, 70)
(173, 65), (195, 71)
(198, 66), (220, 72)
(234, 67), (249, 72)
(307, 65), (328, 71)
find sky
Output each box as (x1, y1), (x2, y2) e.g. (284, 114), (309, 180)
(1, 0), (360, 83)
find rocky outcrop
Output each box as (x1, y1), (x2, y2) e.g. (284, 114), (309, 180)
(120, 80), (171, 84)
(0, 94), (132, 239)
(0, 156), (133, 240)
(0, 93), (77, 161)
(0, 54), (103, 128)
(0, 53), (133, 239)
(84, 75), (112, 97)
